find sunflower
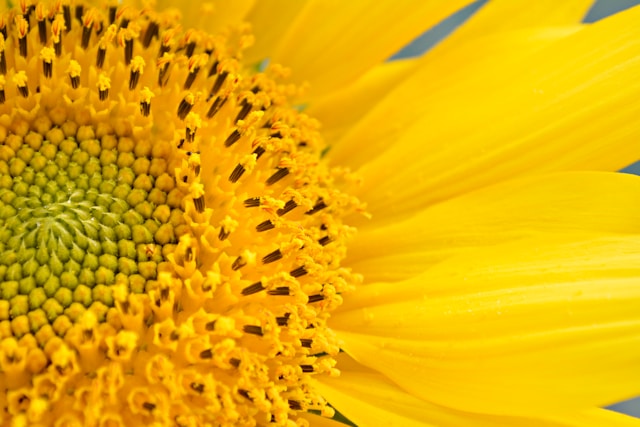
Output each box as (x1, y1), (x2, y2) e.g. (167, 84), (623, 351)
(0, 0), (639, 426)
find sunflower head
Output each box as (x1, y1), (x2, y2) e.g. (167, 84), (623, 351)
(0, 1), (362, 425)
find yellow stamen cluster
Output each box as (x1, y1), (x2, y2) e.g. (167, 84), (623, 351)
(0, 1), (362, 426)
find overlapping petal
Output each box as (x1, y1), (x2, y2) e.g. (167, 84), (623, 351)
(346, 172), (640, 281)
(315, 354), (640, 426)
(334, 234), (640, 416)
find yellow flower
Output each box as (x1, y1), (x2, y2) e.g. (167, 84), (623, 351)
(0, 0), (639, 426)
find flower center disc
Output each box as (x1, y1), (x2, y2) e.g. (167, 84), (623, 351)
(0, 1), (361, 425)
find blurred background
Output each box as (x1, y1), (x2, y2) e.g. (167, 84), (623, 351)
(390, 0), (640, 418)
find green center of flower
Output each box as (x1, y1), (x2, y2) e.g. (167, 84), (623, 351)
(0, 122), (186, 339)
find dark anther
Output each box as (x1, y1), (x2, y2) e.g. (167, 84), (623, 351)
(205, 321), (216, 331)
(300, 339), (312, 348)
(305, 199), (327, 215)
(185, 247), (193, 262)
(185, 41), (196, 57)
(318, 236), (332, 246)
(109, 6), (117, 24)
(158, 42), (170, 59)
(140, 101), (151, 117)
(252, 146), (266, 159)
(81, 26), (92, 49)
(267, 287), (290, 296)
(243, 325), (263, 336)
(186, 127), (197, 142)
(143, 21), (159, 48)
(0, 52), (6, 75)
(288, 400), (302, 410)
(243, 197), (261, 208)
(120, 18), (130, 29)
(63, 5), (71, 32)
(289, 266), (307, 278)
(19, 37), (27, 58)
(235, 100), (253, 122)
(218, 227), (229, 241)
(266, 168), (289, 186)
(277, 200), (297, 216)
(96, 47), (107, 68)
(224, 129), (241, 147)
(276, 314), (290, 326)
(228, 164), (245, 183)
(230, 358), (241, 368)
(99, 87), (109, 101)
(129, 69), (141, 90)
(169, 330), (180, 341)
(38, 19), (47, 44)
(124, 38), (134, 65)
(54, 38), (62, 57)
(83, 329), (94, 341)
(193, 196), (205, 213)
(231, 256), (246, 271)
(262, 249), (283, 264)
(238, 389), (253, 401)
(190, 383), (205, 394)
(199, 349), (213, 359)
(184, 68), (199, 89)
(177, 98), (193, 120)
(43, 61), (52, 79)
(207, 96), (227, 118)
(142, 402), (156, 412)
(69, 74), (80, 89)
(75, 5), (84, 23)
(308, 295), (325, 303)
(320, 224), (328, 230)
(300, 365), (314, 373)
(17, 85), (28, 98)
(270, 131), (282, 138)
(210, 70), (227, 94)
(178, 139), (186, 149)
(256, 220), (274, 232)
(0, 89), (6, 104)
(241, 282), (265, 296)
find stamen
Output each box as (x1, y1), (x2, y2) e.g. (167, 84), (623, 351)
(231, 256), (246, 271)
(36, 3), (47, 44)
(241, 282), (265, 296)
(235, 100), (253, 122)
(81, 9), (97, 49)
(308, 295), (325, 303)
(207, 96), (227, 118)
(129, 56), (145, 90)
(177, 93), (195, 120)
(262, 249), (283, 264)
(256, 220), (275, 232)
(142, 21), (159, 48)
(52, 14), (65, 56)
(97, 73), (111, 100)
(218, 227), (229, 240)
(289, 266), (307, 278)
(13, 71), (29, 98)
(300, 339), (312, 348)
(318, 236), (332, 246)
(267, 287), (290, 296)
(242, 325), (263, 336)
(193, 196), (205, 213)
(15, 16), (29, 58)
(40, 47), (55, 79)
(139, 87), (154, 117)
(306, 199), (327, 215)
(67, 60), (81, 89)
(62, 4), (71, 32)
(266, 168), (290, 186)
(244, 198), (261, 208)
(224, 129), (241, 147)
(0, 35), (6, 75)
(228, 164), (245, 183)
(276, 314), (291, 326)
(0, 76), (5, 103)
(210, 71), (228, 96)
(277, 200), (297, 216)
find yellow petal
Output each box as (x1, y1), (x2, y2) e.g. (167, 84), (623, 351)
(333, 6), (640, 218)
(334, 234), (640, 415)
(329, 25), (580, 169)
(346, 171), (640, 281)
(308, 58), (419, 144)
(315, 355), (640, 427)
(266, 0), (476, 97)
